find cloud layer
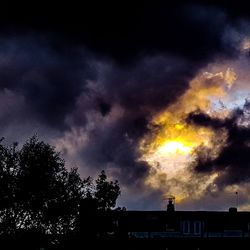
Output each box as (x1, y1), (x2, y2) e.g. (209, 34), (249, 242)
(1, 2), (250, 209)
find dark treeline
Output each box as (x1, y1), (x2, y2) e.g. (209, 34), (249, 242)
(0, 136), (121, 249)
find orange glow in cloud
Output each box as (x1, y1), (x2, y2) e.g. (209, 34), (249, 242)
(139, 67), (237, 202)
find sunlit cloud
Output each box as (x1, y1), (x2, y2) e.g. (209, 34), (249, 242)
(139, 65), (238, 203)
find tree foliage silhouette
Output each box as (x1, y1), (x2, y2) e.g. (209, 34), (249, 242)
(95, 170), (120, 211)
(0, 136), (121, 237)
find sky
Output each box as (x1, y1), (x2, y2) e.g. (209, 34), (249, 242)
(2, 1), (250, 210)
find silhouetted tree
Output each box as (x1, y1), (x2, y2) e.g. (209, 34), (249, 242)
(95, 170), (121, 211)
(0, 136), (121, 239)
(0, 136), (85, 236)
(0, 138), (20, 234)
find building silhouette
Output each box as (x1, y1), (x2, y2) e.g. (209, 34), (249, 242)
(78, 199), (250, 249)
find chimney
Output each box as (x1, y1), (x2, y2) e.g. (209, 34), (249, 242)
(167, 196), (175, 212)
(229, 207), (237, 213)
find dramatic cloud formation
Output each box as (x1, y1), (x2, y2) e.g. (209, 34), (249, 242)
(1, 2), (250, 209)
(189, 101), (250, 186)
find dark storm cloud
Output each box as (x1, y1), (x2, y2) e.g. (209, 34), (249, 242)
(0, 33), (196, 188)
(0, 1), (240, 64)
(72, 56), (197, 185)
(100, 56), (194, 112)
(188, 101), (250, 188)
(0, 36), (96, 129)
(187, 111), (226, 129)
(0, 1), (249, 208)
(80, 113), (150, 185)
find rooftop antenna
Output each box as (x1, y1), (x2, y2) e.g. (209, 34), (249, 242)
(236, 192), (239, 209)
